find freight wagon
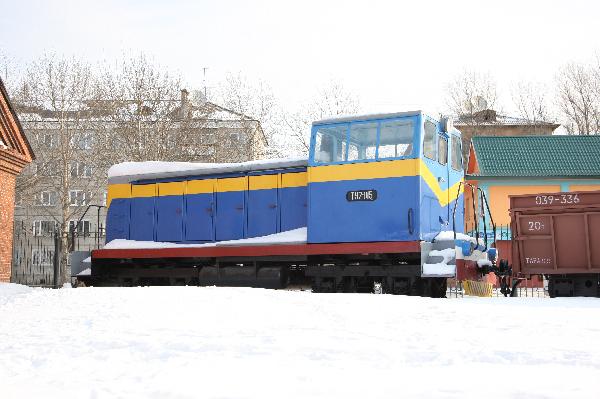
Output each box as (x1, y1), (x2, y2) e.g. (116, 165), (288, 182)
(88, 111), (496, 296)
(509, 190), (600, 297)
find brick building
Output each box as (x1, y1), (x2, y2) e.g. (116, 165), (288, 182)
(455, 109), (560, 161)
(0, 78), (34, 282)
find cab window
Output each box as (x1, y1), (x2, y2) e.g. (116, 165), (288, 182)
(423, 121), (436, 160)
(314, 124), (348, 164)
(451, 135), (462, 171)
(438, 136), (448, 166)
(347, 122), (378, 161)
(378, 120), (414, 159)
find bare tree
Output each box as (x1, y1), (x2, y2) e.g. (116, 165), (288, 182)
(13, 54), (109, 284)
(98, 54), (187, 163)
(446, 70), (498, 119)
(556, 62), (600, 135)
(512, 81), (555, 134)
(0, 51), (22, 95)
(215, 72), (277, 159)
(280, 82), (360, 156)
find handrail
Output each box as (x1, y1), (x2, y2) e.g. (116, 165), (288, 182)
(451, 181), (496, 248)
(452, 181), (479, 241)
(478, 187), (497, 247)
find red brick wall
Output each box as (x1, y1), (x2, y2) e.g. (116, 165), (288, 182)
(0, 171), (16, 282)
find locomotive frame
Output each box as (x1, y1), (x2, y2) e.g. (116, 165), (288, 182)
(86, 111), (482, 296)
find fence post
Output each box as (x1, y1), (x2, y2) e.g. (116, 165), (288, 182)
(53, 231), (62, 288)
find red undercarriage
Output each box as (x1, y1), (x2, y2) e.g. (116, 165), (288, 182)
(92, 241), (422, 260)
(92, 241), (495, 284)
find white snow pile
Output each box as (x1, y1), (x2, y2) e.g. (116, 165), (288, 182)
(0, 283), (32, 305)
(423, 248), (456, 277)
(477, 258), (494, 268)
(104, 227), (307, 250)
(217, 227), (306, 246)
(1, 284), (599, 398)
(434, 230), (483, 244)
(108, 157), (307, 183)
(104, 239), (217, 249)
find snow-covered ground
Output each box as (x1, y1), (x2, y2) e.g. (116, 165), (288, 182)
(1, 284), (599, 399)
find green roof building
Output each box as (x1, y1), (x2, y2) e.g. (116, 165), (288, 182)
(465, 135), (600, 234)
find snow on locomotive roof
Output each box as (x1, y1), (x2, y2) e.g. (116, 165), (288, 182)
(312, 110), (423, 125)
(108, 157), (307, 184)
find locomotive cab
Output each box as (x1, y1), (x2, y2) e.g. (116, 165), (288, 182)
(307, 111), (464, 244)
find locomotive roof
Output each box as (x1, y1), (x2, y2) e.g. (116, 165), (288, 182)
(312, 110), (423, 125)
(108, 157), (308, 184)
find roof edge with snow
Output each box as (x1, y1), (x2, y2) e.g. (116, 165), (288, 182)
(108, 157), (308, 184)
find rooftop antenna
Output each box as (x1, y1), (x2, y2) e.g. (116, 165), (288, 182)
(203, 67), (208, 99)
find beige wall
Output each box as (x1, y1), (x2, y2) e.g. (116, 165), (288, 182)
(488, 184), (562, 225)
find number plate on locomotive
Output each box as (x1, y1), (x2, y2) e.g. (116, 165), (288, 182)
(346, 190), (377, 201)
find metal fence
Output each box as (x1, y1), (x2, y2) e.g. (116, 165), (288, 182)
(463, 222), (512, 241)
(447, 280), (548, 298)
(11, 226), (59, 287)
(11, 222), (105, 287)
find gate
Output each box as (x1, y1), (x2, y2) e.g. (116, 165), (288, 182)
(11, 223), (61, 287)
(11, 221), (105, 287)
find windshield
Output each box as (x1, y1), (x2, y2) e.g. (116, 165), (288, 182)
(312, 117), (415, 164)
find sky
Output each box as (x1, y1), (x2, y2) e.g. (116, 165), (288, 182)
(1, 0), (599, 117)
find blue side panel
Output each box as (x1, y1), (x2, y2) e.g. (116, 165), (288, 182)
(185, 193), (215, 242)
(420, 192), (440, 239)
(129, 197), (155, 241)
(247, 188), (278, 238)
(418, 177), (463, 242)
(307, 176), (420, 243)
(280, 186), (307, 231)
(156, 195), (184, 242)
(105, 198), (131, 243)
(216, 191), (245, 241)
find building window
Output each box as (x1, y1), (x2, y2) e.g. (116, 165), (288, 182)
(36, 132), (57, 149)
(35, 161), (59, 177)
(201, 130), (216, 145)
(70, 162), (93, 178)
(423, 121), (437, 160)
(32, 249), (54, 266)
(70, 132), (93, 150)
(32, 220), (57, 237)
(37, 191), (57, 206)
(69, 220), (91, 236)
(102, 191), (108, 206)
(69, 190), (89, 207)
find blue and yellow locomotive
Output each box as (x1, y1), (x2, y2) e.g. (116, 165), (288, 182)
(92, 111), (487, 296)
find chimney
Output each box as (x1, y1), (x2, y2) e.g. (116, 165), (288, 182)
(180, 88), (190, 119)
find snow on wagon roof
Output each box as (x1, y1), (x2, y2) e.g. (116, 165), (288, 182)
(108, 157), (308, 184)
